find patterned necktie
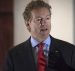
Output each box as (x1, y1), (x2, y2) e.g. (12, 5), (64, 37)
(37, 43), (46, 71)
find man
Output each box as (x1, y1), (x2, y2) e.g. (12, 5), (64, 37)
(4, 0), (75, 71)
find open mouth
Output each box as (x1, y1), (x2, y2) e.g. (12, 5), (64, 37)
(40, 28), (47, 32)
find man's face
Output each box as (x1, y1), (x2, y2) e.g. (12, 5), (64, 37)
(27, 7), (51, 42)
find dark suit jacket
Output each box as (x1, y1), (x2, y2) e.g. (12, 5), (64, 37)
(4, 35), (75, 71)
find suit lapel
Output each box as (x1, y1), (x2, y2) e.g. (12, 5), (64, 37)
(47, 36), (60, 71)
(49, 35), (60, 53)
(25, 37), (37, 71)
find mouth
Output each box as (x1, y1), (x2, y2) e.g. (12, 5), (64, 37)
(40, 28), (48, 32)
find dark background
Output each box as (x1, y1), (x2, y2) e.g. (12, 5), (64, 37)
(0, 0), (13, 71)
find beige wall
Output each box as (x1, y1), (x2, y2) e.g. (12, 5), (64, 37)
(14, 0), (74, 45)
(49, 0), (74, 43)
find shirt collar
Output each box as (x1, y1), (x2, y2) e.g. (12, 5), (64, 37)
(31, 35), (51, 48)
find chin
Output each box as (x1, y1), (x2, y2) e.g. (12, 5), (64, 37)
(41, 34), (48, 39)
(41, 32), (49, 37)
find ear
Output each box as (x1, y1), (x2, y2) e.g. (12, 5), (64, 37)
(25, 21), (31, 32)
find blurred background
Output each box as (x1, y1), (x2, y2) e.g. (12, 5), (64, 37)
(0, 0), (75, 71)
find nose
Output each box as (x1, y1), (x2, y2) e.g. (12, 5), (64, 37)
(40, 19), (46, 26)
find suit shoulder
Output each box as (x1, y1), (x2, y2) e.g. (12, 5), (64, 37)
(51, 36), (75, 48)
(8, 38), (31, 54)
(58, 39), (74, 47)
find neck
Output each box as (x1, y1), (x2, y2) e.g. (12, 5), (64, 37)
(31, 35), (49, 42)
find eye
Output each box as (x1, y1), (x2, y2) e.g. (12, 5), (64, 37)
(46, 17), (50, 20)
(36, 18), (42, 22)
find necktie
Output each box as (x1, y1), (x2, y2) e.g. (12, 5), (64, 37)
(37, 43), (46, 71)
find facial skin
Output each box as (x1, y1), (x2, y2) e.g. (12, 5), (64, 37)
(26, 7), (51, 42)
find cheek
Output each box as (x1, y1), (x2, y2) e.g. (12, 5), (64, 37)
(47, 24), (51, 31)
(49, 24), (51, 28)
(47, 23), (51, 27)
(34, 26), (39, 31)
(30, 24), (38, 32)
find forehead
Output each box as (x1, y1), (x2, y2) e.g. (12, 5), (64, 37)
(31, 7), (50, 18)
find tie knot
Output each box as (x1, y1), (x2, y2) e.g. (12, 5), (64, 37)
(38, 42), (44, 49)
